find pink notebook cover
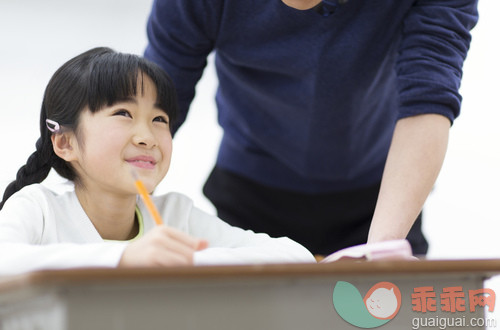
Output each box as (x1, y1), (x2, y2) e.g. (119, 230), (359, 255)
(319, 239), (416, 263)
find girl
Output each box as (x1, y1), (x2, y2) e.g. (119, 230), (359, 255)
(0, 47), (314, 275)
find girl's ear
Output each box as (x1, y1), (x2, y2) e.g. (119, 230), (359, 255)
(51, 132), (78, 162)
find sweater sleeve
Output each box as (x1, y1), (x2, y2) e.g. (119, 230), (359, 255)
(0, 243), (127, 276)
(0, 188), (127, 276)
(144, 0), (222, 133)
(396, 0), (478, 123)
(186, 206), (316, 265)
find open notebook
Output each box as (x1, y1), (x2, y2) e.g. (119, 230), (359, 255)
(319, 239), (417, 263)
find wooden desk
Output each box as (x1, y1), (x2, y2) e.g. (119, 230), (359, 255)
(1, 259), (500, 330)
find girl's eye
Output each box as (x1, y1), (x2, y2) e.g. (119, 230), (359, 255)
(113, 109), (132, 118)
(153, 116), (169, 124)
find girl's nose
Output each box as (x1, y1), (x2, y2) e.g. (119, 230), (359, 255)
(132, 124), (157, 147)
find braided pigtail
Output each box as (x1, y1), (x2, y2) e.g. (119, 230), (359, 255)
(0, 99), (76, 210)
(0, 136), (52, 209)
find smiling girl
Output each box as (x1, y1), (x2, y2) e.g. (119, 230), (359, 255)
(0, 47), (314, 275)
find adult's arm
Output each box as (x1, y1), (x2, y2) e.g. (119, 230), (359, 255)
(368, 113), (449, 243)
(144, 0), (221, 132)
(367, 0), (478, 244)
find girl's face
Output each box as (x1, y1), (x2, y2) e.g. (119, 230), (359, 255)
(70, 74), (172, 196)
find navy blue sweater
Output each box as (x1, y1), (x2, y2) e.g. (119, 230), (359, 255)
(145, 0), (478, 193)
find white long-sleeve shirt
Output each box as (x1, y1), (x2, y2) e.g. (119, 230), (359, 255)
(0, 184), (315, 276)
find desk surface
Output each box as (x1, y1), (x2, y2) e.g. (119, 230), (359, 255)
(2, 258), (500, 290)
(2, 259), (500, 330)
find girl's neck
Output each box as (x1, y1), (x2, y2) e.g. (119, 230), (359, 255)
(75, 187), (138, 240)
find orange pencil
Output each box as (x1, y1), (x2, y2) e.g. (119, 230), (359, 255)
(131, 170), (163, 226)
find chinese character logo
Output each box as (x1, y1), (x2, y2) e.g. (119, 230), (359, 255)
(411, 286), (495, 313)
(333, 281), (402, 328)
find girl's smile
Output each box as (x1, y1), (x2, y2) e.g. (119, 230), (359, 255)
(126, 155), (158, 170)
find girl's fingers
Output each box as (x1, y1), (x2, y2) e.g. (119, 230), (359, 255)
(196, 239), (209, 251)
(157, 233), (197, 261)
(154, 250), (192, 266)
(160, 225), (208, 251)
(119, 225), (208, 268)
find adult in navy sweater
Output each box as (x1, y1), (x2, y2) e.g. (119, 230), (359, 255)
(145, 0), (478, 256)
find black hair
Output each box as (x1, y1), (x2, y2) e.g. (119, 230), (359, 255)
(0, 47), (178, 210)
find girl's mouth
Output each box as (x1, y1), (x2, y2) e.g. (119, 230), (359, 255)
(126, 156), (157, 169)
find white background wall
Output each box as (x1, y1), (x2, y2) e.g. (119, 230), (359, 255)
(0, 0), (499, 306)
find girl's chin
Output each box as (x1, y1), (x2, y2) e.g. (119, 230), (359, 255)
(132, 181), (159, 195)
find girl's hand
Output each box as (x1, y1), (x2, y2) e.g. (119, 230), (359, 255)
(118, 225), (208, 267)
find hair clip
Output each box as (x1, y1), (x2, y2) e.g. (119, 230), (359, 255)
(46, 119), (61, 133)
